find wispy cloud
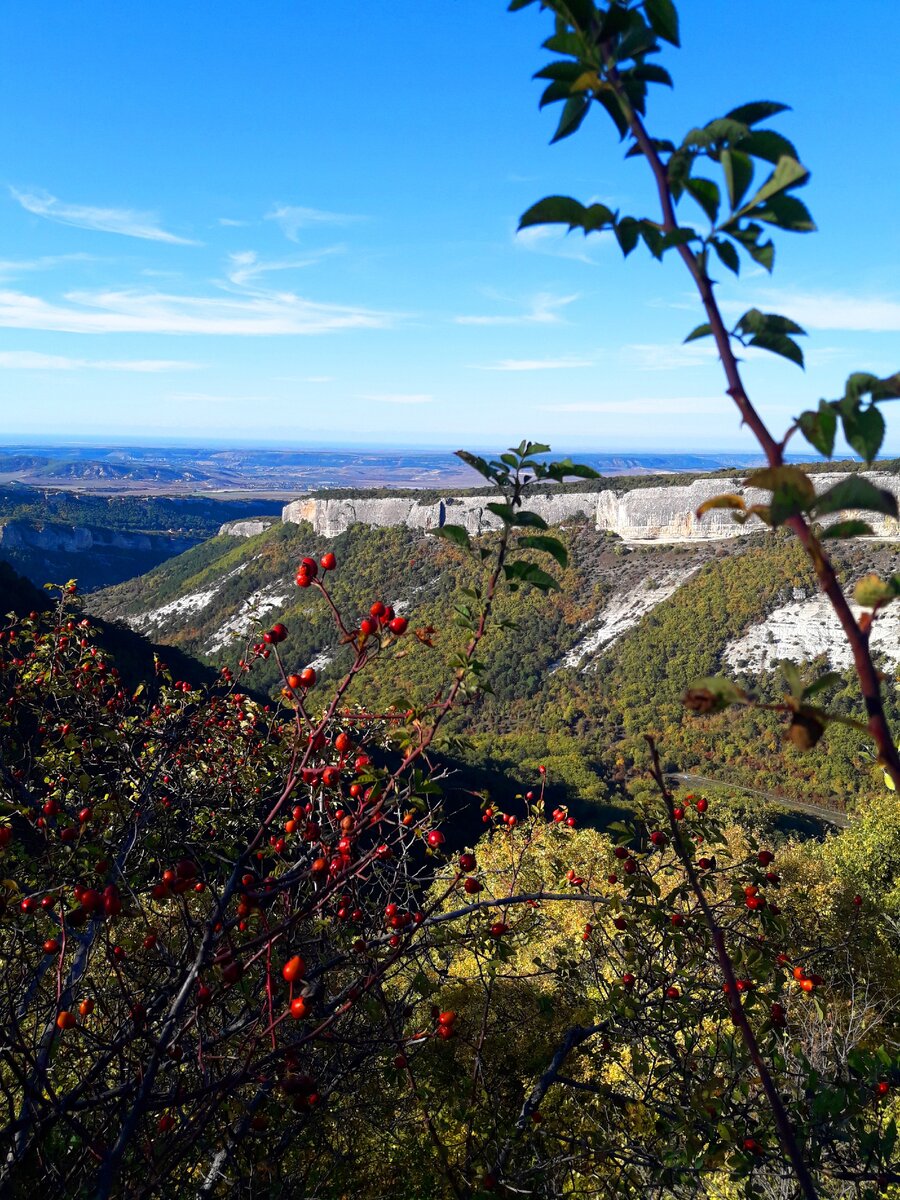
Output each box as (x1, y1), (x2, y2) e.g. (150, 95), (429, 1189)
(620, 342), (720, 371)
(359, 393), (433, 405)
(11, 188), (200, 245)
(473, 355), (595, 371)
(722, 290), (900, 333)
(0, 351), (203, 372)
(515, 223), (611, 264)
(541, 397), (726, 415)
(0, 288), (396, 336)
(217, 217), (253, 227)
(0, 253), (95, 281)
(225, 247), (344, 287)
(266, 205), (364, 242)
(455, 291), (580, 326)
(167, 391), (271, 404)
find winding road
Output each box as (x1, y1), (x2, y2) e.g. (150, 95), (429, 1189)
(668, 772), (851, 829)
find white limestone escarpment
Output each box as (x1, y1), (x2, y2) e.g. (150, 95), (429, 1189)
(281, 472), (900, 543)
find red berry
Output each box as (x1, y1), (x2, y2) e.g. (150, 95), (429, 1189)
(426, 830), (445, 849)
(696, 797), (708, 813)
(299, 667), (316, 689)
(389, 616), (408, 635)
(320, 552), (336, 571)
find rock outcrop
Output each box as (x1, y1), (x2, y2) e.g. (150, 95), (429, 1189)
(281, 473), (900, 542)
(217, 519), (274, 538)
(0, 521), (197, 555)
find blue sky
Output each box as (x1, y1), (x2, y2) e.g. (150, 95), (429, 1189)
(0, 1), (898, 452)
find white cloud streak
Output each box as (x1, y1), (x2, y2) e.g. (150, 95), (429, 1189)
(359, 393), (433, 405)
(0, 351), (202, 372)
(225, 248), (344, 287)
(0, 288), (396, 336)
(11, 188), (200, 245)
(455, 292), (580, 326)
(723, 291), (900, 333)
(540, 397), (727, 415)
(266, 205), (364, 242)
(473, 355), (595, 371)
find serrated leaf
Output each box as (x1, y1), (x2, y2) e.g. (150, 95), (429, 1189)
(594, 86), (631, 138)
(551, 93), (591, 143)
(813, 476), (898, 519)
(544, 457), (600, 480)
(820, 519), (874, 540)
(518, 195), (616, 234)
(745, 465), (816, 503)
(726, 100), (791, 127)
(518, 535), (568, 568)
(738, 128), (799, 164)
(747, 330), (804, 368)
(752, 193), (816, 232)
(455, 450), (496, 481)
(433, 525), (471, 549)
(630, 63), (673, 87)
(645, 0), (680, 45)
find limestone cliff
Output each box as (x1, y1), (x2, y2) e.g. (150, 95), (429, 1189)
(281, 473), (900, 542)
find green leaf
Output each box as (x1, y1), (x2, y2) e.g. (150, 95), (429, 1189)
(630, 63), (673, 87)
(842, 403), (886, 464)
(735, 309), (805, 336)
(726, 100), (791, 127)
(486, 501), (516, 525)
(518, 195), (615, 234)
(854, 573), (897, 608)
(752, 193), (816, 232)
(802, 671), (843, 700)
(798, 402), (837, 457)
(433, 525), (471, 549)
(812, 476), (898, 519)
(556, 0), (596, 29)
(721, 148), (754, 210)
(594, 87), (631, 138)
(518, 535), (569, 568)
(747, 330), (804, 368)
(503, 560), (560, 591)
(710, 237), (740, 275)
(685, 177), (720, 224)
(738, 129), (799, 164)
(511, 509), (549, 529)
(744, 466), (815, 525)
(737, 155), (810, 218)
(779, 659), (803, 700)
(615, 216), (640, 256)
(644, 0), (680, 45)
(456, 450), (496, 481)
(684, 322), (713, 343)
(551, 93), (591, 143)
(544, 457), (600, 480)
(820, 519), (875, 540)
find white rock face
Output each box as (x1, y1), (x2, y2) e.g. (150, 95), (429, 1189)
(282, 473), (900, 543)
(281, 492), (597, 538)
(218, 519), (274, 538)
(204, 582), (292, 653)
(725, 595), (900, 672)
(0, 520), (196, 554)
(557, 566), (700, 670)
